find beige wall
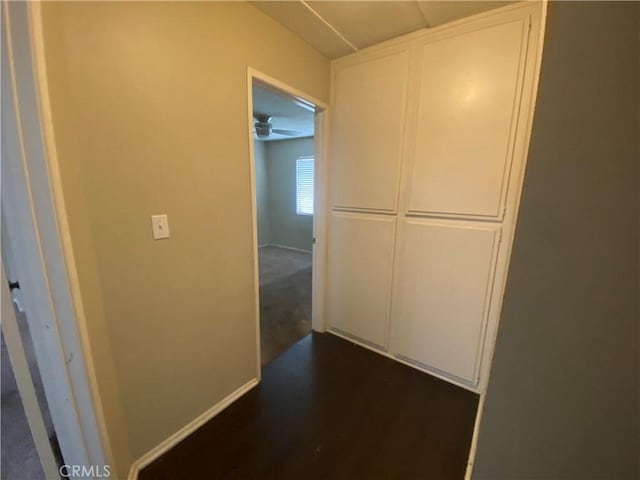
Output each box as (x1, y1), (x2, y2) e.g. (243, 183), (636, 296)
(41, 2), (329, 476)
(266, 138), (315, 252)
(254, 137), (316, 252)
(254, 140), (270, 246)
(473, 2), (639, 478)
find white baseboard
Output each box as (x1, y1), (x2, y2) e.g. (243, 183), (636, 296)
(269, 244), (312, 254)
(127, 378), (259, 480)
(327, 329), (478, 394)
(464, 394), (485, 480)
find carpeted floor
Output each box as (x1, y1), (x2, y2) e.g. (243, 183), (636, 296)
(1, 309), (58, 480)
(258, 246), (312, 366)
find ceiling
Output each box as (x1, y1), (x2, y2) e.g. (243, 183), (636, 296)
(253, 83), (315, 142)
(250, 1), (514, 59)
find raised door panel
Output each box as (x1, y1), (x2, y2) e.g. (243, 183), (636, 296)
(408, 19), (527, 219)
(391, 219), (500, 383)
(331, 51), (410, 212)
(327, 212), (395, 348)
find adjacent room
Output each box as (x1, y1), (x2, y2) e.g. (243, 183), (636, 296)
(252, 83), (315, 365)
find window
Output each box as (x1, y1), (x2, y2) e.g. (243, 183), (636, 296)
(296, 156), (314, 215)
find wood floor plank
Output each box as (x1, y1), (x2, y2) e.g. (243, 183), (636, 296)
(140, 333), (479, 480)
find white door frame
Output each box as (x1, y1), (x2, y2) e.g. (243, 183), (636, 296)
(246, 68), (329, 377)
(2, 1), (110, 473)
(1, 265), (60, 479)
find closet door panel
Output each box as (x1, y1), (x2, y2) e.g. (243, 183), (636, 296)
(408, 19), (527, 219)
(391, 220), (500, 383)
(331, 51), (409, 212)
(327, 212), (395, 348)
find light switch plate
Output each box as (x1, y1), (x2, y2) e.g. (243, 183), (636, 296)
(151, 214), (170, 240)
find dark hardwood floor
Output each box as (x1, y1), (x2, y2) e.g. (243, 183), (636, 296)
(140, 333), (479, 480)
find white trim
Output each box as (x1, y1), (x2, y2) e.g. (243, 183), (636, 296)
(247, 67), (329, 372)
(474, 0), (548, 392)
(127, 378), (259, 480)
(246, 70), (263, 381)
(332, 0), (540, 67)
(2, 0), (108, 471)
(465, 394), (486, 480)
(249, 68), (328, 111)
(299, 1), (358, 53)
(268, 244), (313, 255)
(27, 1), (114, 467)
(311, 109), (329, 333)
(465, 2), (549, 479)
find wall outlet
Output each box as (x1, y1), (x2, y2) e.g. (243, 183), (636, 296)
(151, 214), (170, 240)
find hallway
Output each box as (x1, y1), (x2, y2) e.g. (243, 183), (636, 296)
(140, 333), (479, 479)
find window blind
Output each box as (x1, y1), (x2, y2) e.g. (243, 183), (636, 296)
(296, 157), (314, 215)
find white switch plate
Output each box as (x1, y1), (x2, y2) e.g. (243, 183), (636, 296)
(151, 214), (170, 240)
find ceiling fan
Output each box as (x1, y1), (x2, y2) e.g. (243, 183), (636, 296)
(254, 113), (300, 138)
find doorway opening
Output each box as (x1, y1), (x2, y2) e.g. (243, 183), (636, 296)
(248, 73), (326, 368)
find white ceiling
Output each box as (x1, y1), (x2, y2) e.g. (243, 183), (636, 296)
(253, 83), (315, 142)
(250, 1), (514, 59)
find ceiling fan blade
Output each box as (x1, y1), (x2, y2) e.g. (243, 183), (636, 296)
(272, 129), (300, 136)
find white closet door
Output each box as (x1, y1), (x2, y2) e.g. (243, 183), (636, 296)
(331, 50), (410, 212)
(407, 19), (528, 219)
(327, 212), (395, 348)
(391, 220), (500, 383)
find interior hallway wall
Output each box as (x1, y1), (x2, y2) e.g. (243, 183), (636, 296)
(265, 137), (314, 252)
(254, 140), (270, 246)
(473, 2), (640, 479)
(40, 2), (329, 475)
